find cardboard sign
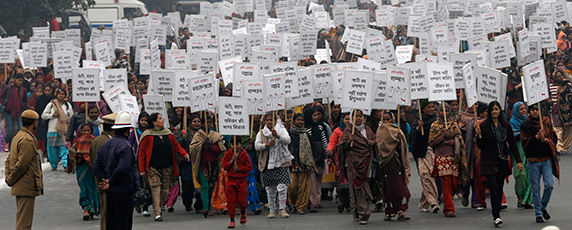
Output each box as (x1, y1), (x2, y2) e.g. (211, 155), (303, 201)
(476, 66), (507, 109)
(94, 42), (112, 66)
(102, 84), (130, 113)
(243, 80), (264, 115)
(233, 62), (260, 97)
(218, 56), (242, 86)
(143, 94), (170, 128)
(345, 29), (366, 55)
(312, 65), (334, 100)
(263, 73), (286, 112)
(299, 31), (317, 56)
(342, 70), (374, 115)
(449, 53), (478, 89)
(522, 60), (549, 105)
(395, 45), (414, 64)
(372, 71), (397, 110)
(426, 63), (457, 102)
(218, 97), (250, 136)
(462, 63), (478, 108)
(196, 51), (218, 73)
(0, 39), (15, 63)
(357, 58), (381, 71)
(386, 66), (411, 106)
(72, 68), (101, 102)
(288, 68), (315, 108)
(150, 70), (175, 102)
(270, 62), (298, 98)
(52, 51), (73, 80)
(533, 23), (557, 50)
(366, 37), (386, 62)
(28, 42), (47, 67)
(140, 49), (152, 75)
(103, 69), (128, 92)
(188, 73), (218, 113)
(172, 70), (201, 107)
(82, 60), (106, 91)
(518, 29), (530, 57)
(402, 62), (429, 100)
(118, 94), (140, 127)
(488, 40), (511, 69)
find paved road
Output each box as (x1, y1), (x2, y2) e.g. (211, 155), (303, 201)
(1, 148), (570, 230)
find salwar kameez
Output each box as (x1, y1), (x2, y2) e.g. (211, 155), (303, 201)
(417, 149), (439, 210)
(77, 163), (100, 216)
(513, 140), (533, 205)
(47, 132), (68, 169)
(381, 156), (410, 216)
(349, 178), (372, 221)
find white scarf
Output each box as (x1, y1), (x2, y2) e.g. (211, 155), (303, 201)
(263, 119), (294, 169)
(350, 110), (367, 137)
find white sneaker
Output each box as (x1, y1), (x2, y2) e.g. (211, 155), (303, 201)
(142, 211), (150, 217)
(494, 218), (503, 226)
(476, 207), (484, 211)
(267, 212), (276, 218)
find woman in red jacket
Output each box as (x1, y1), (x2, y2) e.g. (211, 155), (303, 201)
(138, 113), (189, 222)
(222, 137), (253, 228)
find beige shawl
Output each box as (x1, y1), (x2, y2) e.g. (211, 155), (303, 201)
(189, 129), (227, 182)
(376, 123), (411, 185)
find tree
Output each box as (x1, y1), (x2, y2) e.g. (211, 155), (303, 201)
(0, 0), (94, 37)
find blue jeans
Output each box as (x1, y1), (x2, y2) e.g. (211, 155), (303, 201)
(527, 159), (554, 217)
(4, 113), (22, 144)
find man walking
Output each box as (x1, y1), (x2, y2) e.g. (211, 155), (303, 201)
(0, 73), (29, 150)
(4, 110), (43, 230)
(93, 111), (138, 230)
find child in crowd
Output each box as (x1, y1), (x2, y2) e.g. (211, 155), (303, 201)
(222, 136), (253, 228)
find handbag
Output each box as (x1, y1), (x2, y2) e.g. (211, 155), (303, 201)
(134, 177), (152, 207)
(52, 100), (70, 138)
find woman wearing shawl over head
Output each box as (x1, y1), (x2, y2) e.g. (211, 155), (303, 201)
(288, 113), (315, 214)
(303, 106), (331, 213)
(366, 109), (383, 213)
(175, 114), (204, 213)
(336, 109), (375, 225)
(255, 112), (293, 218)
(428, 103), (468, 218)
(69, 123), (99, 220)
(475, 101), (523, 227)
(376, 112), (411, 221)
(461, 103), (488, 210)
(509, 102), (534, 209)
(328, 113), (351, 213)
(408, 100), (440, 213)
(189, 114), (227, 217)
(520, 104), (558, 223)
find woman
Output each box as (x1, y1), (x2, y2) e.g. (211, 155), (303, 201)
(189, 115), (226, 217)
(428, 103), (467, 217)
(254, 113), (293, 218)
(462, 103), (489, 210)
(175, 114), (203, 213)
(41, 88), (74, 171)
(376, 112), (411, 221)
(327, 113), (351, 213)
(28, 85), (43, 110)
(509, 102), (533, 209)
(520, 105), (558, 223)
(138, 113), (190, 221)
(129, 112), (151, 217)
(303, 106), (330, 213)
(475, 101), (523, 226)
(329, 103), (342, 129)
(240, 115), (262, 215)
(69, 123), (99, 220)
(549, 68), (572, 155)
(408, 100), (440, 213)
(336, 109), (375, 225)
(288, 113), (315, 215)
(35, 84), (54, 158)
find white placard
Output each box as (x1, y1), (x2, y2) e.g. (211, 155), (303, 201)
(270, 62), (298, 98)
(196, 51), (218, 73)
(103, 69), (128, 92)
(172, 70), (201, 107)
(118, 94), (140, 127)
(0, 39), (15, 64)
(522, 60), (549, 106)
(312, 65), (334, 100)
(426, 63), (457, 102)
(386, 66), (411, 106)
(342, 70), (374, 116)
(476, 66), (506, 109)
(52, 51), (73, 80)
(345, 29), (366, 55)
(102, 84), (130, 114)
(462, 63), (478, 108)
(299, 31), (317, 56)
(218, 97), (250, 136)
(263, 73), (286, 112)
(72, 68), (101, 102)
(244, 80), (264, 115)
(188, 73), (218, 113)
(372, 71), (397, 111)
(143, 94), (170, 128)
(94, 42), (112, 67)
(233, 62), (260, 97)
(449, 53), (478, 89)
(150, 70), (175, 102)
(218, 56), (243, 86)
(28, 42), (47, 67)
(488, 40), (511, 69)
(395, 45), (414, 64)
(402, 62), (429, 100)
(357, 58), (381, 72)
(288, 68), (315, 108)
(140, 49), (152, 75)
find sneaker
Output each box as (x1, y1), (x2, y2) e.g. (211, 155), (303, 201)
(279, 209), (289, 218)
(445, 212), (456, 218)
(494, 218), (503, 227)
(267, 212), (276, 218)
(536, 217), (544, 223)
(501, 204), (508, 209)
(240, 213), (247, 225)
(228, 222), (235, 228)
(462, 196), (469, 207)
(558, 150), (567, 155)
(143, 211), (150, 217)
(420, 208), (429, 212)
(542, 209), (551, 220)
(154, 216), (163, 221)
(476, 207), (485, 211)
(431, 205), (440, 213)
(83, 210), (90, 221)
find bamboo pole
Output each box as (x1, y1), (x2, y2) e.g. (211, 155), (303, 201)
(443, 101), (448, 129)
(538, 102), (544, 131)
(459, 89), (463, 114)
(397, 106), (401, 128)
(215, 107), (219, 132)
(250, 115), (254, 139)
(183, 107), (188, 133)
(474, 104), (481, 138)
(350, 110), (356, 147)
(203, 110), (208, 133)
(418, 99), (424, 135)
(85, 102), (88, 122)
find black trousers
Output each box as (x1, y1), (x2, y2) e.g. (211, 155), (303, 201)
(486, 174), (505, 219)
(181, 180), (195, 208)
(106, 191), (135, 230)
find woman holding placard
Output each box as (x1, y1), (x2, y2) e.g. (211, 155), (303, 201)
(475, 101), (524, 227)
(336, 109), (375, 225)
(287, 113), (314, 215)
(509, 102), (534, 209)
(328, 113), (351, 213)
(254, 112), (293, 219)
(303, 106), (331, 213)
(428, 103), (467, 218)
(549, 68), (572, 155)
(41, 88), (74, 171)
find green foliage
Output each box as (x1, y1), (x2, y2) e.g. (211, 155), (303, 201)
(0, 0), (94, 36)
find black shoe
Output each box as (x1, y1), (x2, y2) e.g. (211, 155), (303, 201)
(203, 210), (209, 218)
(168, 207), (174, 212)
(501, 204), (508, 209)
(154, 216), (163, 221)
(523, 204), (534, 209)
(462, 196), (469, 207)
(185, 206), (192, 212)
(542, 209), (551, 220)
(536, 217), (544, 223)
(254, 209), (262, 215)
(337, 205), (344, 213)
(310, 209), (318, 213)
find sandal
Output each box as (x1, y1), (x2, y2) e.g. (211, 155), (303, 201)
(397, 212), (410, 220)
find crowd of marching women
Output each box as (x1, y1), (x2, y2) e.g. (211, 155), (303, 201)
(2, 0), (572, 229)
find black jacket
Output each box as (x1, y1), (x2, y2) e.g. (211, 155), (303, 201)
(93, 134), (139, 193)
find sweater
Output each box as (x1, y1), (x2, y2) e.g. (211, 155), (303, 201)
(222, 148), (252, 178)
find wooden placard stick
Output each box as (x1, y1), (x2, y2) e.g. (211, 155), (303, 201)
(418, 99), (424, 135)
(442, 100), (448, 129)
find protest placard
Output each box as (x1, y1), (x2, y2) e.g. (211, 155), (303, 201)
(372, 70), (397, 110)
(188, 73), (218, 113)
(357, 58), (381, 71)
(218, 56), (242, 86)
(395, 45), (414, 64)
(218, 97), (250, 135)
(118, 94), (140, 127)
(102, 84), (130, 114)
(522, 60), (549, 105)
(342, 70), (373, 115)
(270, 62), (298, 98)
(243, 80), (264, 115)
(172, 70), (201, 107)
(196, 51), (218, 73)
(299, 31), (317, 56)
(0, 39), (15, 63)
(449, 53), (477, 89)
(140, 48), (152, 75)
(366, 37), (386, 62)
(386, 66), (411, 105)
(72, 68), (100, 102)
(150, 70), (175, 102)
(533, 23), (557, 50)
(82, 60), (106, 91)
(462, 63), (478, 108)
(288, 68), (315, 108)
(401, 62), (429, 100)
(488, 40), (511, 69)
(476, 66), (507, 108)
(28, 42), (47, 67)
(345, 29), (366, 55)
(426, 63), (457, 102)
(263, 73), (286, 112)
(103, 69), (128, 92)
(52, 51), (73, 80)
(94, 42), (112, 66)
(312, 65), (334, 100)
(143, 94), (170, 128)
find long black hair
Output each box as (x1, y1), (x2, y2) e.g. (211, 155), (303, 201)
(483, 101), (510, 127)
(138, 112), (149, 130)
